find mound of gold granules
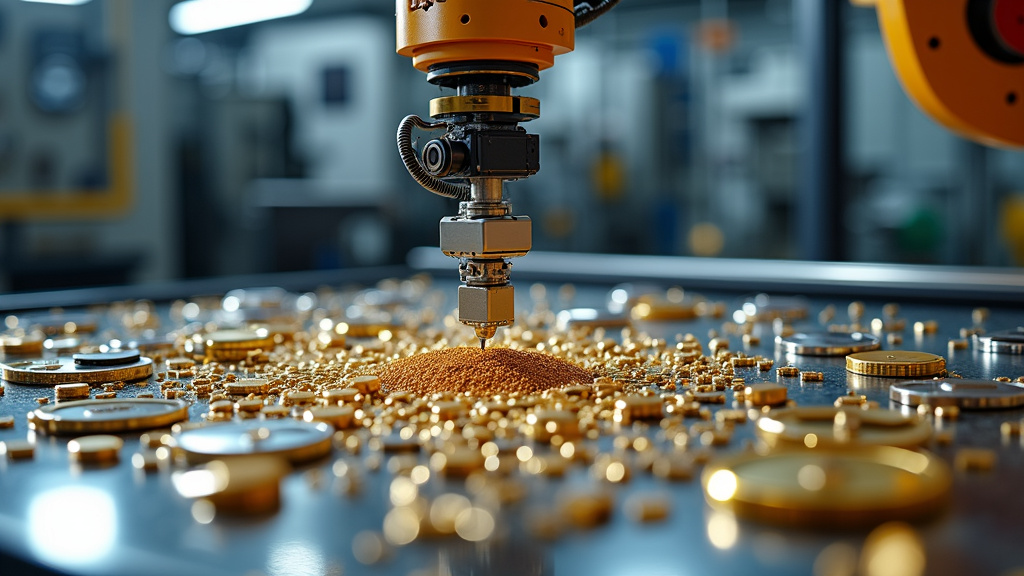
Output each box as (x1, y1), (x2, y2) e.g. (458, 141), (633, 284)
(376, 347), (593, 395)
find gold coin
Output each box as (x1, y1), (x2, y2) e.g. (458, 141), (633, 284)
(702, 446), (950, 527)
(30, 399), (189, 435)
(756, 406), (932, 448)
(0, 356), (153, 385)
(204, 329), (273, 361)
(845, 350), (945, 377)
(68, 434), (124, 464)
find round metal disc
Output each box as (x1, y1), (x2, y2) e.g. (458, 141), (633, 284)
(174, 419), (333, 464)
(702, 446), (950, 527)
(890, 379), (1024, 409)
(845, 350), (945, 378)
(739, 294), (809, 323)
(777, 332), (881, 356)
(1, 356), (153, 385)
(756, 406), (932, 448)
(73, 350), (141, 367)
(29, 399), (188, 435)
(974, 328), (1024, 354)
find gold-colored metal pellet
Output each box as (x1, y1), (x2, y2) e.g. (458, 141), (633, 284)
(888, 333), (903, 346)
(777, 366), (799, 377)
(613, 396), (663, 424)
(745, 383), (788, 406)
(971, 307), (989, 325)
(835, 392), (867, 407)
(350, 375), (381, 395)
(995, 376), (1012, 383)
(282, 390), (316, 407)
(716, 409), (747, 424)
(209, 400), (234, 414)
(140, 431), (173, 449)
(260, 405), (290, 419)
(131, 450), (164, 472)
(0, 439), (35, 459)
(226, 378), (269, 395)
(692, 392), (726, 404)
(624, 493), (670, 523)
(54, 382), (91, 401)
(35, 397), (49, 405)
(0, 415), (14, 429)
(800, 371), (824, 382)
(955, 448), (996, 472)
(304, 406), (356, 429)
(324, 388), (361, 405)
(948, 339), (968, 352)
(525, 410), (580, 442)
(847, 301), (865, 322)
(742, 334), (760, 346)
(430, 448), (485, 477)
(68, 434), (123, 464)
(758, 360), (774, 371)
(235, 399), (264, 413)
(1001, 421), (1021, 438)
(652, 453), (694, 481)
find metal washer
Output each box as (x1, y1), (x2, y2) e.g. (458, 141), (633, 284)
(974, 328), (1024, 354)
(890, 379), (1024, 409)
(29, 398), (189, 435)
(777, 332), (881, 356)
(174, 419), (333, 464)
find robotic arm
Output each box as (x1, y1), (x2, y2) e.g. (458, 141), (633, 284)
(856, 0), (1024, 148)
(395, 0), (618, 348)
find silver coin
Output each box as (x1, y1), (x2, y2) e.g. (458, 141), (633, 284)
(974, 328), (1024, 354)
(174, 419), (333, 464)
(776, 332), (881, 356)
(890, 379), (1024, 409)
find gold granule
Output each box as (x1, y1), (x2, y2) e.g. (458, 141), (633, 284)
(376, 347), (592, 396)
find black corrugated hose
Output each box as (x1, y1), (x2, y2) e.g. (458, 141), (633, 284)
(574, 0), (621, 28)
(397, 115), (472, 202)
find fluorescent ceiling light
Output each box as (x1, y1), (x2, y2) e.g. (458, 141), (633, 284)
(170, 0), (313, 35)
(20, 0), (92, 5)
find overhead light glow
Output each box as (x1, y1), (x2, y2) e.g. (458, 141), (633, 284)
(169, 0), (312, 35)
(21, 0), (92, 5)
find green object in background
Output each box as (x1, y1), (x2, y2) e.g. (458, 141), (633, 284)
(898, 208), (942, 261)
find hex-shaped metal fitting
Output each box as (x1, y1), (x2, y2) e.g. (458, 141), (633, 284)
(458, 285), (515, 327)
(440, 216), (531, 259)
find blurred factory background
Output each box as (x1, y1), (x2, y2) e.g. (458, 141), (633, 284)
(0, 0), (1022, 293)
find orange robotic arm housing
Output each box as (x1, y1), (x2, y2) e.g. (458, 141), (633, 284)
(397, 0), (574, 73)
(857, 0), (1024, 148)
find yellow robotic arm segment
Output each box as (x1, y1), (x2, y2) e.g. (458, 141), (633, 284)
(864, 0), (1024, 148)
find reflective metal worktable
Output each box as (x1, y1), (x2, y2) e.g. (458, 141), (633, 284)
(2, 252), (1023, 576)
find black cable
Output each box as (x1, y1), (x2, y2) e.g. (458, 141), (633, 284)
(574, 0), (621, 28)
(397, 115), (471, 202)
